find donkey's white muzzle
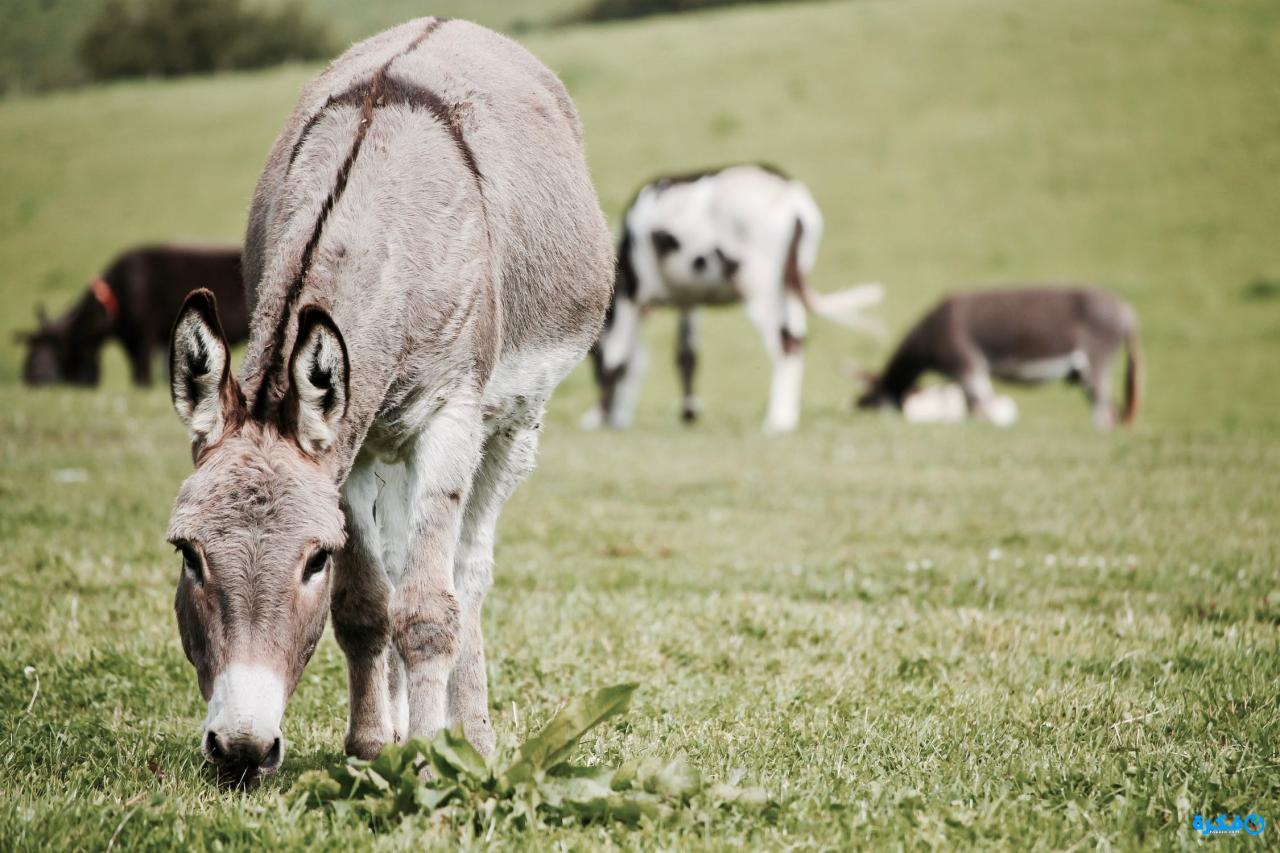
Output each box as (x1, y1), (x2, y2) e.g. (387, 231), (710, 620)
(202, 664), (287, 778)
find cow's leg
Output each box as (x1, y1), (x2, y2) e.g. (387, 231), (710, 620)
(744, 287), (807, 434)
(126, 333), (154, 386)
(447, 408), (543, 755)
(608, 341), (648, 429)
(333, 460), (396, 758)
(676, 310), (699, 423)
(390, 398), (485, 741)
(586, 294), (647, 430)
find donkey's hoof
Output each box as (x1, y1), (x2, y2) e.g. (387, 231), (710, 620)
(344, 730), (392, 761)
(461, 717), (496, 757)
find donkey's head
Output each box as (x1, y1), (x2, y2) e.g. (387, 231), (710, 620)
(165, 289), (349, 785)
(853, 369), (902, 411)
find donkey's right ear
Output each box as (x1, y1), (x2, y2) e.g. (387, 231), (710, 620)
(170, 289), (243, 458)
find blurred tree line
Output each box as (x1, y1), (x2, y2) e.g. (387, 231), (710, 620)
(78, 0), (332, 82)
(572, 0), (795, 22)
(0, 0), (792, 96)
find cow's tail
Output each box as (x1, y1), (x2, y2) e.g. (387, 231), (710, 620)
(1121, 329), (1141, 426)
(803, 281), (886, 336)
(782, 214), (885, 338)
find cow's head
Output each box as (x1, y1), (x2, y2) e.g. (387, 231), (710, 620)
(165, 289), (348, 786)
(16, 305), (102, 386)
(16, 306), (64, 385)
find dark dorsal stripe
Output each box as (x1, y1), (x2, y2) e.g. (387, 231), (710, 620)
(253, 17), (473, 421)
(378, 75), (483, 184)
(286, 18), (448, 175)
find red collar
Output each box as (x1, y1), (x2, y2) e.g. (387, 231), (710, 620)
(90, 277), (120, 322)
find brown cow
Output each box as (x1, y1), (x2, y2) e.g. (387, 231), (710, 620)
(17, 245), (248, 386)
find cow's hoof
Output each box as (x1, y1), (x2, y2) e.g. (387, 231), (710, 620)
(761, 420), (798, 436)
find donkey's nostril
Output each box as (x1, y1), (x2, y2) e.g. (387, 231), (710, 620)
(692, 255), (707, 273)
(205, 729), (226, 764)
(261, 737), (283, 770)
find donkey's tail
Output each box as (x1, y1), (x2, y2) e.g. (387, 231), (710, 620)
(1121, 331), (1142, 425)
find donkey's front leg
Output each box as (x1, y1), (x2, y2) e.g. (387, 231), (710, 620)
(391, 402), (485, 740)
(449, 417), (542, 754)
(333, 462), (395, 759)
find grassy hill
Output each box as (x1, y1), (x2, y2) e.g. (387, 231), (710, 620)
(1, 0), (1279, 847)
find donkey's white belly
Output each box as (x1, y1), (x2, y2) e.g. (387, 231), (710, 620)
(345, 342), (585, 586)
(993, 350), (1087, 383)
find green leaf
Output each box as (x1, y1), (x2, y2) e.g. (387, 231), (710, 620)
(369, 741), (406, 780)
(709, 782), (772, 810)
(644, 753), (701, 801)
(506, 683), (637, 784)
(290, 770), (341, 805)
(414, 783), (457, 811)
(611, 757), (641, 791)
(537, 771), (615, 807)
(284, 682), (775, 832)
(430, 725), (491, 783)
(570, 792), (673, 825)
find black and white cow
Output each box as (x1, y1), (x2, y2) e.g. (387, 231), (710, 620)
(586, 164), (882, 434)
(856, 286), (1141, 429)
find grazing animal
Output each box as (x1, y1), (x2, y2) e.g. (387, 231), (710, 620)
(17, 245), (247, 386)
(164, 18), (611, 785)
(856, 287), (1141, 428)
(585, 164), (883, 434)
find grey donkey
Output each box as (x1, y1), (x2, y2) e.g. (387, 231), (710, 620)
(164, 17), (612, 785)
(856, 286), (1141, 428)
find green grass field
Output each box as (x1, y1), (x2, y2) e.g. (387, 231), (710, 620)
(2, 0), (1279, 847)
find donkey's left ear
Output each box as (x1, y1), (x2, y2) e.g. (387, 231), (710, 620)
(170, 289), (244, 459)
(286, 305), (349, 457)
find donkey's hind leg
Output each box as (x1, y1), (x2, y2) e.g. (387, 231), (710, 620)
(1081, 353), (1116, 430)
(448, 407), (543, 755)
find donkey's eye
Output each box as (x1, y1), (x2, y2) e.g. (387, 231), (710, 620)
(303, 549), (331, 583)
(175, 542), (204, 585)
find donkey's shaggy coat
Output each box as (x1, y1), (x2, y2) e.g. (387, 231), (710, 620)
(165, 18), (612, 782)
(857, 287), (1141, 428)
